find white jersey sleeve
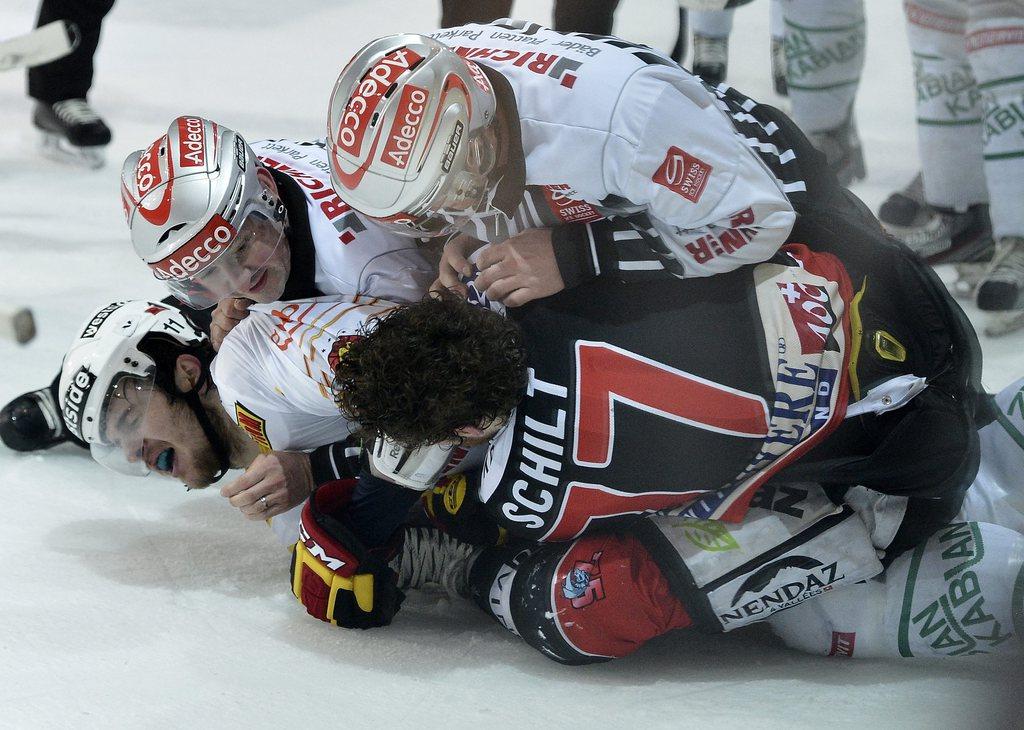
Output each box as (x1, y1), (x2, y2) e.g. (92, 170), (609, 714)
(251, 138), (436, 302)
(432, 21), (799, 278)
(211, 296), (395, 452)
(605, 67), (796, 275)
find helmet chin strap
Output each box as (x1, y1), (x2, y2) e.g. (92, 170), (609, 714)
(178, 366), (232, 484)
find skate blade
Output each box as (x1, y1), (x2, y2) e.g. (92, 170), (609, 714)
(37, 130), (105, 169)
(984, 310), (1024, 338)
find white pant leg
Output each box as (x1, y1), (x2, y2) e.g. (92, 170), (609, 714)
(958, 377), (1024, 531)
(905, 0), (989, 210)
(966, 0), (1024, 237)
(782, 0), (865, 131)
(769, 521), (1024, 658)
(770, 0), (785, 39)
(690, 7), (735, 37)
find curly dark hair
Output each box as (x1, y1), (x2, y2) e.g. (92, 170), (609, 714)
(333, 291), (528, 448)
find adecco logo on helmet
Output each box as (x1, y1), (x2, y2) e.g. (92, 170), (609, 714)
(177, 116), (206, 168)
(149, 215), (236, 281)
(63, 366), (97, 441)
(338, 48), (424, 158)
(382, 84), (430, 169)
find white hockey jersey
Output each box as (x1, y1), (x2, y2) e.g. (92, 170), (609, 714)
(251, 138), (436, 302)
(429, 20), (802, 278)
(211, 296), (394, 452)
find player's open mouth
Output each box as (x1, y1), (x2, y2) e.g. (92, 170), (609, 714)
(154, 447), (175, 473)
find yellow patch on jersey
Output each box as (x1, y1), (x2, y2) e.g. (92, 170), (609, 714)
(235, 402), (272, 454)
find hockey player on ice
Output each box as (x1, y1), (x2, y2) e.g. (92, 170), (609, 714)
(55, 299), (410, 526)
(326, 22), (891, 309)
(0, 116), (436, 480)
(50, 297), (1024, 662)
(293, 377), (1024, 663)
(333, 244), (987, 557)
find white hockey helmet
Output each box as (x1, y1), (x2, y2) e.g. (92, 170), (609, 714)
(327, 34), (498, 237)
(120, 116), (287, 309)
(58, 300), (215, 477)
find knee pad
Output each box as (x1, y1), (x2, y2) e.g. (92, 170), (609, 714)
(469, 532), (691, 664)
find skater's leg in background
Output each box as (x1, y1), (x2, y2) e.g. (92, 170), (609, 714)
(878, 1), (994, 273)
(781, 0), (867, 185)
(439, 0), (512, 27)
(905, 0), (987, 212)
(770, 0), (788, 96)
(690, 8), (734, 85)
(968, 0), (1024, 315)
(27, 0), (115, 105)
(670, 2), (688, 64)
(552, 0), (621, 35)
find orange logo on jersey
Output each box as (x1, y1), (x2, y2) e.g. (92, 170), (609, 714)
(235, 402), (272, 454)
(328, 335), (362, 372)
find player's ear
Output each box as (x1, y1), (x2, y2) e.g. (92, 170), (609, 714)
(173, 354), (204, 393)
(256, 165), (277, 194)
(455, 416), (506, 441)
(455, 424), (486, 439)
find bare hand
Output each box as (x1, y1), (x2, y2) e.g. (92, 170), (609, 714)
(210, 297), (254, 351)
(473, 228), (565, 307)
(437, 235), (487, 295)
(220, 450), (314, 520)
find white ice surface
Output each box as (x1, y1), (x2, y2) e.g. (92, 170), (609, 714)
(0, 1), (1020, 727)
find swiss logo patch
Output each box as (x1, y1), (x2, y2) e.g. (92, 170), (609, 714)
(828, 631), (856, 657)
(653, 146), (712, 203)
(542, 185), (602, 224)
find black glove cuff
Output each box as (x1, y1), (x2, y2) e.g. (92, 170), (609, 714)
(551, 223), (600, 289)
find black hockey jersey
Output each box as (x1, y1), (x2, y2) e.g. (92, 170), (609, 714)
(478, 243), (853, 541)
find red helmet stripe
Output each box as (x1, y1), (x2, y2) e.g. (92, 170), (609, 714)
(136, 135), (175, 227)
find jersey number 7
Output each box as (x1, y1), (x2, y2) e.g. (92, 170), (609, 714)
(571, 341), (771, 468)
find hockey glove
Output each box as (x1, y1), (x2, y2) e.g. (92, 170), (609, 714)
(290, 480), (404, 629)
(423, 473), (506, 547)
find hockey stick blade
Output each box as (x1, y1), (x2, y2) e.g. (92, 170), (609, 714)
(0, 20), (78, 73)
(0, 307), (37, 345)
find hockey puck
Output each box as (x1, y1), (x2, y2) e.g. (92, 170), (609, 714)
(0, 307), (36, 344)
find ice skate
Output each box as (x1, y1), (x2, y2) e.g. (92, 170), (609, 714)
(808, 113), (865, 187)
(878, 172), (925, 229)
(879, 174), (994, 297)
(33, 99), (110, 169)
(883, 200), (993, 265)
(392, 526), (480, 598)
(692, 33), (728, 87)
(0, 386), (71, 452)
(977, 237), (1024, 337)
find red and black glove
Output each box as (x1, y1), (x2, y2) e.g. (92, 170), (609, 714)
(290, 480), (404, 629)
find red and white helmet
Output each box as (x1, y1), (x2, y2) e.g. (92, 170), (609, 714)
(327, 34), (498, 237)
(120, 116), (287, 309)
